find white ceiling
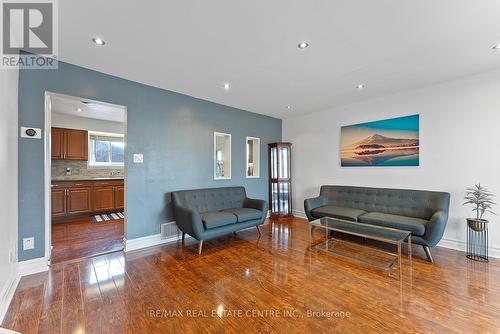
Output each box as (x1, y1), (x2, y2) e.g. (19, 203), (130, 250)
(58, 0), (500, 119)
(50, 94), (125, 122)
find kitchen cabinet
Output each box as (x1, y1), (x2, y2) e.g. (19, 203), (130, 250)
(64, 129), (88, 160)
(51, 187), (66, 216)
(67, 186), (92, 214)
(51, 127), (88, 161)
(93, 185), (115, 212)
(51, 127), (63, 160)
(114, 185), (125, 210)
(51, 179), (124, 221)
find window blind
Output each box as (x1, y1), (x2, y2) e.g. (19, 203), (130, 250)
(89, 133), (123, 142)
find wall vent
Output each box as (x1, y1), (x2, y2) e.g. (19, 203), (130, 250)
(160, 221), (180, 239)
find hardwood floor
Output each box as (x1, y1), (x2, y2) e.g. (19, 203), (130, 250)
(4, 217), (500, 333)
(51, 217), (124, 264)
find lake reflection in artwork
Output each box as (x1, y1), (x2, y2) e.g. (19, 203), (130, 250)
(341, 115), (419, 167)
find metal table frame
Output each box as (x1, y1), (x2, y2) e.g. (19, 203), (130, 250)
(309, 219), (412, 280)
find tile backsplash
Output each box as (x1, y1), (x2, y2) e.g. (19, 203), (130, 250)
(52, 160), (124, 179)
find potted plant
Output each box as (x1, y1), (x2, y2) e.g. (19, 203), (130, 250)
(463, 184), (496, 231)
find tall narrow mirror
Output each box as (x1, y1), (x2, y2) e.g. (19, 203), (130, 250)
(246, 137), (260, 178)
(214, 132), (231, 179)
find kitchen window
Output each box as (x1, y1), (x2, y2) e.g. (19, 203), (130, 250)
(88, 132), (125, 167)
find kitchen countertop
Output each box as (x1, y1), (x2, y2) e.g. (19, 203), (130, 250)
(52, 177), (125, 182)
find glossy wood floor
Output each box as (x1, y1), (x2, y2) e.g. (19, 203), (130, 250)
(51, 217), (124, 264)
(4, 218), (500, 333)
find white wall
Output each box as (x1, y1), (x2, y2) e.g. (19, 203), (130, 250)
(0, 67), (19, 321)
(283, 69), (500, 254)
(52, 112), (124, 134)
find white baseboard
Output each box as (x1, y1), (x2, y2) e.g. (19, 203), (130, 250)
(438, 238), (500, 259)
(124, 233), (181, 252)
(0, 266), (20, 323)
(438, 238), (467, 252)
(292, 210), (307, 219)
(0, 257), (48, 323)
(18, 257), (49, 277)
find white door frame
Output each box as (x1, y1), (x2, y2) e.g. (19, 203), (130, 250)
(43, 92), (52, 264)
(43, 91), (128, 265)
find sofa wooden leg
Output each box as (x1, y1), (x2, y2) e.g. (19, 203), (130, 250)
(181, 232), (185, 244)
(256, 225), (262, 236)
(423, 245), (434, 263)
(198, 240), (203, 255)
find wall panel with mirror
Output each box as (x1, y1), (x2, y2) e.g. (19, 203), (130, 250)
(214, 132), (231, 179)
(246, 137), (260, 178)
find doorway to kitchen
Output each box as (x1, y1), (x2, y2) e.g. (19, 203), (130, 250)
(46, 92), (127, 264)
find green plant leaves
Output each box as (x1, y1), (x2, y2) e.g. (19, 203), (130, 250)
(463, 183), (496, 220)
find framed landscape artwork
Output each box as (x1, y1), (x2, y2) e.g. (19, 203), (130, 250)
(340, 114), (420, 167)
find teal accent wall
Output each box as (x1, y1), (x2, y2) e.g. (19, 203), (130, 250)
(18, 61), (282, 261)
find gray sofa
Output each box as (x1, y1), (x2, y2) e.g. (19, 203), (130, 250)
(304, 185), (450, 262)
(172, 186), (268, 254)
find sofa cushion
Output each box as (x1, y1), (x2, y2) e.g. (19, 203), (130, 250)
(200, 211), (237, 229)
(311, 205), (366, 221)
(223, 208), (262, 223)
(358, 212), (427, 236)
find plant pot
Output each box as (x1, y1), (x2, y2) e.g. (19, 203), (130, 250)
(467, 218), (488, 232)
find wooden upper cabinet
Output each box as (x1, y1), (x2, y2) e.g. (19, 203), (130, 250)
(51, 127), (64, 160)
(52, 127), (88, 161)
(114, 185), (125, 211)
(63, 129), (88, 160)
(93, 186), (115, 212)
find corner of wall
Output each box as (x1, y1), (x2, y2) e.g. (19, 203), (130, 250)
(0, 263), (19, 323)
(0, 64), (20, 324)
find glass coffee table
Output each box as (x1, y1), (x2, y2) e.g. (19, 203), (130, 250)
(309, 217), (412, 280)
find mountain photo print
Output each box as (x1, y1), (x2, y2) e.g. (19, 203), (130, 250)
(340, 115), (419, 167)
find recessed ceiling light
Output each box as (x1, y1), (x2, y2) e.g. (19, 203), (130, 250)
(92, 37), (105, 46)
(286, 105), (292, 110)
(223, 83), (231, 90)
(298, 41), (309, 49)
(356, 84), (366, 90)
(492, 44), (500, 50)
(76, 108), (83, 112)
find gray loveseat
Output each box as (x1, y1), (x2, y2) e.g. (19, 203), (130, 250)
(304, 185), (450, 262)
(172, 186), (268, 254)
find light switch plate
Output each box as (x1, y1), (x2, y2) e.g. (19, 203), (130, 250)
(20, 127), (42, 139)
(23, 237), (34, 250)
(133, 153), (143, 163)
